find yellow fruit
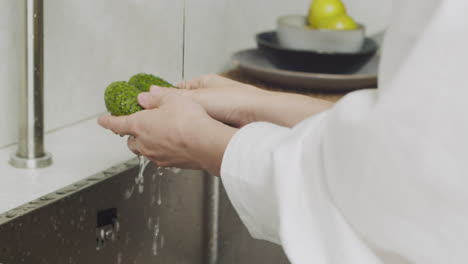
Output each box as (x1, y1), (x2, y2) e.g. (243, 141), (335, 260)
(316, 14), (358, 30)
(308, 0), (347, 28)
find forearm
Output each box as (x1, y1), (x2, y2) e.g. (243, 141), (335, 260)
(252, 91), (334, 127)
(191, 118), (238, 176)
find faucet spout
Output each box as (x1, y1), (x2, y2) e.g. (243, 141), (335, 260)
(10, 0), (52, 169)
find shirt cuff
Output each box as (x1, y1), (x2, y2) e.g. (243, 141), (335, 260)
(220, 122), (290, 243)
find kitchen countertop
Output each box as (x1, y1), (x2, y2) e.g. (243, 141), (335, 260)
(223, 69), (346, 103)
(0, 117), (134, 213)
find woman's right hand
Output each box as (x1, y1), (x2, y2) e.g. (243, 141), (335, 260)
(179, 74), (334, 128)
(178, 74), (270, 127)
(141, 74), (333, 128)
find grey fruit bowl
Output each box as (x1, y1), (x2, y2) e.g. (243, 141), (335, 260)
(277, 15), (365, 53)
(256, 31), (378, 74)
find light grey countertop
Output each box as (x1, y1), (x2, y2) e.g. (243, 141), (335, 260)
(0, 117), (134, 214)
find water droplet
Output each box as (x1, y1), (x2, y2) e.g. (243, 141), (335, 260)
(152, 217), (160, 256)
(137, 157), (150, 182)
(113, 219), (120, 232)
(171, 167), (182, 174)
(157, 193), (162, 206)
(152, 240), (158, 256)
(56, 186), (76, 195)
(147, 217), (153, 230)
(117, 252), (123, 264)
(130, 156), (149, 196)
(124, 186), (135, 200)
(157, 180), (162, 206)
(6, 211), (17, 218)
(74, 182), (88, 188)
(157, 166), (164, 176)
(40, 195), (55, 201)
(86, 177), (100, 182)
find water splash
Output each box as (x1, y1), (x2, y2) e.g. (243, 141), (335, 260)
(153, 167), (164, 206)
(136, 156), (150, 194)
(124, 156), (149, 200)
(157, 166), (164, 176)
(124, 185), (135, 200)
(157, 179), (162, 206)
(152, 217), (161, 256)
(138, 184), (144, 194)
(137, 156), (149, 182)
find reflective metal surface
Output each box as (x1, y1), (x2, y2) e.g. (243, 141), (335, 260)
(10, 0), (52, 169)
(9, 151), (52, 169)
(0, 159), (289, 263)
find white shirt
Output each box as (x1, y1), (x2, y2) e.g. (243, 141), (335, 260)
(220, 0), (468, 263)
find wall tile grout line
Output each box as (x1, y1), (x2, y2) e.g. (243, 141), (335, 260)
(0, 112), (106, 151)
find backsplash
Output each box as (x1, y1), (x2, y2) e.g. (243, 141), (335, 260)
(183, 0), (392, 79)
(0, 0), (392, 148)
(0, 0), (185, 148)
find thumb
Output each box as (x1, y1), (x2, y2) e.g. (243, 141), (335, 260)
(138, 86), (173, 109)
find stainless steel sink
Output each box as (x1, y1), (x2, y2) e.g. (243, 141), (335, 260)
(0, 158), (289, 263)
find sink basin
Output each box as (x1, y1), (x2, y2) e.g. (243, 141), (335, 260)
(0, 158), (289, 264)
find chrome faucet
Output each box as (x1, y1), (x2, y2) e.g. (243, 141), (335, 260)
(10, 0), (52, 169)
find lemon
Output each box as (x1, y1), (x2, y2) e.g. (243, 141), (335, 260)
(308, 0), (347, 28)
(316, 14), (358, 30)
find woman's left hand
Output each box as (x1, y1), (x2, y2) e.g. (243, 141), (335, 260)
(98, 86), (238, 175)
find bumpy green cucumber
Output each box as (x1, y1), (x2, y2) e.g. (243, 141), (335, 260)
(128, 73), (175, 92)
(104, 81), (143, 116)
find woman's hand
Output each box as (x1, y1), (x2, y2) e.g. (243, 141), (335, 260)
(98, 86), (237, 176)
(178, 74), (334, 128)
(178, 74), (270, 127)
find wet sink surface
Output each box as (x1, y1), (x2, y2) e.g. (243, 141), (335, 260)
(0, 158), (289, 264)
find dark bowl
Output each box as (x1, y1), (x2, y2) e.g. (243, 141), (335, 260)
(256, 31), (378, 74)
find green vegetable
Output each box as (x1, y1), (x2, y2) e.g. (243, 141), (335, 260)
(128, 73), (175, 92)
(104, 81), (143, 116)
(104, 73), (175, 116)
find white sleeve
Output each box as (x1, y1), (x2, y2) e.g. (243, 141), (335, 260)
(221, 1), (468, 263)
(222, 98), (383, 264)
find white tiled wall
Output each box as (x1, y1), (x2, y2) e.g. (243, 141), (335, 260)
(0, 0), (392, 148)
(184, 0), (393, 79)
(0, 0), (24, 149)
(0, 0), (185, 148)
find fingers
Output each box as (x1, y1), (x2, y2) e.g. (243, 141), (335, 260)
(98, 115), (136, 136)
(176, 74), (222, 90)
(177, 77), (203, 90)
(138, 86), (175, 109)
